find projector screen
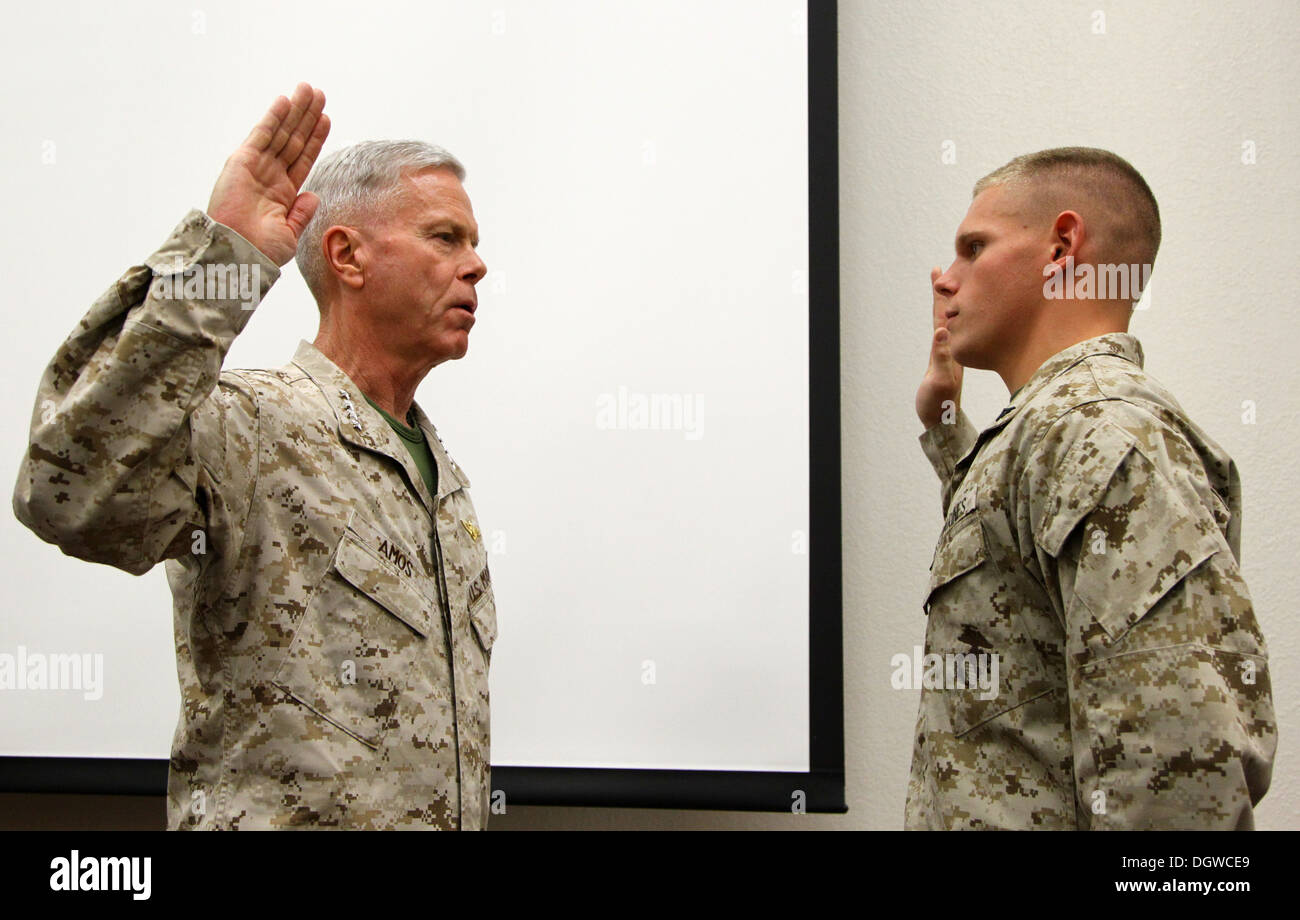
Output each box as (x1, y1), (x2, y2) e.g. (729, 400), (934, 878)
(0, 0), (842, 812)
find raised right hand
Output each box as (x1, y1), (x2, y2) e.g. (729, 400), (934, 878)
(206, 82), (331, 266)
(915, 265), (964, 430)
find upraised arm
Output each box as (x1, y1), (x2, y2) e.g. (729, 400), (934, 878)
(13, 83), (329, 574)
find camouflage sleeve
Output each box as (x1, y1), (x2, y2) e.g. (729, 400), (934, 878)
(12, 210), (278, 576)
(919, 409), (978, 514)
(1028, 406), (1275, 829)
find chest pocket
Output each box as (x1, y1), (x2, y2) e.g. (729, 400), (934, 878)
(923, 495), (1056, 737)
(466, 562), (497, 659)
(926, 506), (987, 608)
(272, 515), (437, 749)
(439, 486), (497, 662)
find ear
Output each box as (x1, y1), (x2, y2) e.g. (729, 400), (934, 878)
(1050, 210), (1085, 262)
(323, 225), (367, 291)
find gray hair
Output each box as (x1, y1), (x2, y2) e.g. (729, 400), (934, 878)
(296, 140), (466, 306)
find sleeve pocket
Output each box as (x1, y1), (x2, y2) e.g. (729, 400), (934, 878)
(1033, 419), (1220, 642)
(1033, 419), (1136, 558)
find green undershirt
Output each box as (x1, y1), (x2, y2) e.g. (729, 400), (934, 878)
(361, 393), (438, 499)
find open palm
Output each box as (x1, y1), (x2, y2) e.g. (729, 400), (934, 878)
(207, 82), (331, 266)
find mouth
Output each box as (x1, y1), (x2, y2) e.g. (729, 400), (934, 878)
(944, 309), (958, 320)
(450, 301), (477, 316)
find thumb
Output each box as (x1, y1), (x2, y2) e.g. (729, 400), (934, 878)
(929, 326), (963, 386)
(930, 326), (954, 366)
(284, 191), (321, 243)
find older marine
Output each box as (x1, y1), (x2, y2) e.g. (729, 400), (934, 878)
(13, 83), (497, 829)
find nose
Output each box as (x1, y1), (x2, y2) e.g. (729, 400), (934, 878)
(461, 249), (487, 284)
(933, 264), (958, 297)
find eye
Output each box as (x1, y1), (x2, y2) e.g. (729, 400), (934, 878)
(969, 240), (984, 255)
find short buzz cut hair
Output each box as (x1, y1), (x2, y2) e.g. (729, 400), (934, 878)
(972, 146), (1161, 273)
(295, 140), (466, 308)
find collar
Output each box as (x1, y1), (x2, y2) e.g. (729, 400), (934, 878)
(289, 340), (469, 509)
(994, 332), (1143, 428)
(953, 333), (1144, 473)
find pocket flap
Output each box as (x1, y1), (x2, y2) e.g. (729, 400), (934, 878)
(1065, 451), (1220, 642)
(333, 534), (432, 637)
(467, 567), (497, 652)
(926, 516), (988, 612)
(1033, 418), (1136, 557)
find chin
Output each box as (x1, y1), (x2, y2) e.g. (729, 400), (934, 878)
(419, 344), (466, 370)
(949, 338), (989, 371)
(947, 334), (970, 366)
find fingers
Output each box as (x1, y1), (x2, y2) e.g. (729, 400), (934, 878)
(242, 94), (291, 152)
(236, 82), (329, 192)
(288, 112), (331, 189)
(240, 82), (317, 156)
(930, 265), (947, 332)
(265, 82), (315, 158)
(279, 87), (326, 169)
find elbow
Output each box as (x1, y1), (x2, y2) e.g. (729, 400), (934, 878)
(12, 472), (154, 576)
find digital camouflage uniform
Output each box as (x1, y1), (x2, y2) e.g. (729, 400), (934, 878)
(13, 210), (497, 829)
(909, 333), (1274, 829)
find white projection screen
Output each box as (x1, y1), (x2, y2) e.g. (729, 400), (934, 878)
(0, 0), (843, 812)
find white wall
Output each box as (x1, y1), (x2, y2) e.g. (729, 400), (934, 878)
(492, 0), (1300, 829)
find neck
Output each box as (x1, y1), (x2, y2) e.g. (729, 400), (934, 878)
(313, 316), (428, 420)
(998, 307), (1130, 394)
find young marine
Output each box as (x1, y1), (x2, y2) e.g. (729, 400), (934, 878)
(910, 147), (1275, 829)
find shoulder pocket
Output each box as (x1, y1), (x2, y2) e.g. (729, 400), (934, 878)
(1033, 419), (1136, 557)
(1033, 419), (1219, 642)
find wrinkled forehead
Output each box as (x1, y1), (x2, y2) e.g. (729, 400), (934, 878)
(396, 166), (475, 219)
